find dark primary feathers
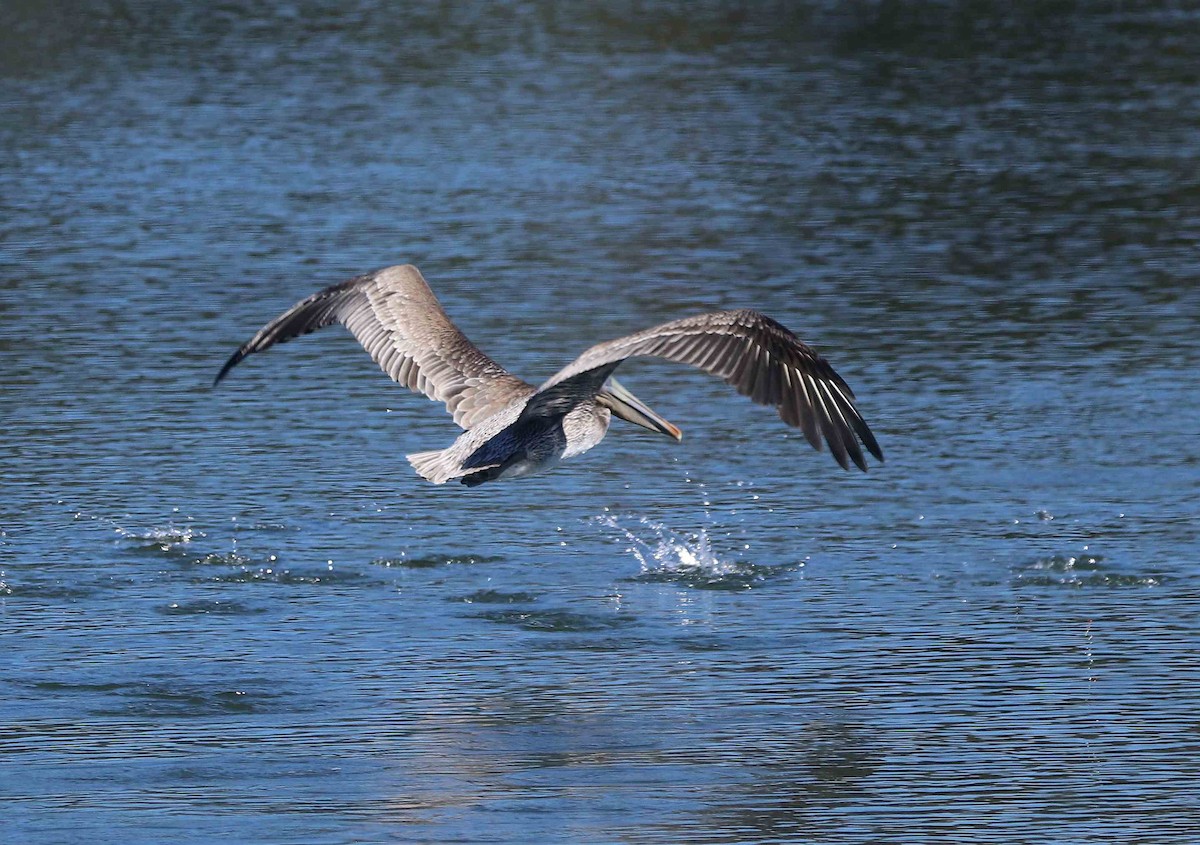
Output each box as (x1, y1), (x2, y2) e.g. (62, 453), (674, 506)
(214, 264), (534, 429)
(525, 310), (883, 471)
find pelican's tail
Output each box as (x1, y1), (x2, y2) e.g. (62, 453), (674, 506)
(406, 449), (463, 485)
(407, 448), (509, 486)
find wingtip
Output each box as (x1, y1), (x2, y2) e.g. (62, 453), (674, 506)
(213, 350), (245, 388)
(848, 434), (883, 472)
(861, 431), (884, 464)
(854, 444), (883, 472)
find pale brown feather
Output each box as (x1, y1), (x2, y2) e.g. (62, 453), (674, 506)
(214, 265), (534, 429)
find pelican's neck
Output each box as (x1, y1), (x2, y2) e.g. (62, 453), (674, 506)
(561, 402), (610, 460)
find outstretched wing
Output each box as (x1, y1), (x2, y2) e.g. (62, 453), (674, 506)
(523, 310), (882, 471)
(214, 264), (534, 430)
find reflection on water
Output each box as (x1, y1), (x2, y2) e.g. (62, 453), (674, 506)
(3, 1), (1200, 843)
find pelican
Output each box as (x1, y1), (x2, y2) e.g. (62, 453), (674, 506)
(215, 265), (883, 486)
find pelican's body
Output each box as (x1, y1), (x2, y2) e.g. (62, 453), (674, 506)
(408, 396), (610, 486)
(215, 265), (883, 486)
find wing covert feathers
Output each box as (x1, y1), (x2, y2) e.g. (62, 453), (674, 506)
(535, 309), (883, 471)
(214, 265), (534, 429)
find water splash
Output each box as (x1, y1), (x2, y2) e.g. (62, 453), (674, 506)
(115, 523), (204, 553)
(63, 500), (205, 554)
(596, 514), (729, 572)
(593, 514), (785, 590)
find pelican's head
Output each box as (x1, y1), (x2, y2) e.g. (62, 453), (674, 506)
(598, 377), (683, 441)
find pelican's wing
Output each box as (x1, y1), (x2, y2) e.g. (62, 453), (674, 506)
(524, 310), (882, 471)
(214, 264), (535, 429)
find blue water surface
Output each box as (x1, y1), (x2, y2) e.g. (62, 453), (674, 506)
(2, 3), (1199, 843)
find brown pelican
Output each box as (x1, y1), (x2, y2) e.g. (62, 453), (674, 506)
(215, 265), (882, 486)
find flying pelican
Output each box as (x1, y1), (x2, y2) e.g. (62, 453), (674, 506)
(215, 265), (883, 486)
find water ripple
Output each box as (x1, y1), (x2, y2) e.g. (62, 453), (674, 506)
(371, 553), (504, 569)
(1012, 553), (1166, 589)
(453, 589), (540, 604)
(473, 608), (637, 633)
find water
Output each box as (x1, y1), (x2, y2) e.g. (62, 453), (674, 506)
(3, 2), (1199, 842)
